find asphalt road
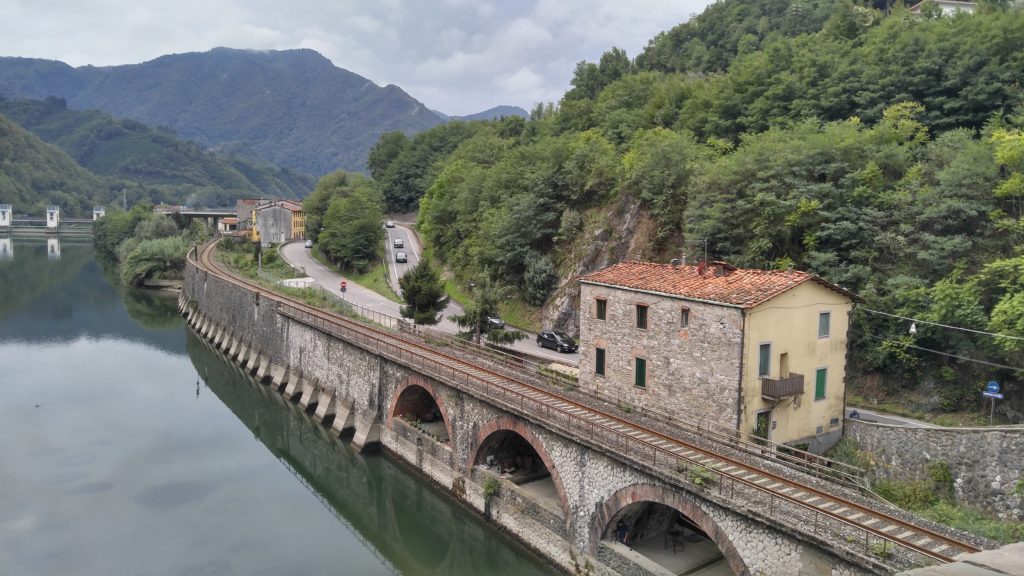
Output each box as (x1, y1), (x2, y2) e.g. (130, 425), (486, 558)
(844, 407), (939, 428)
(279, 236), (580, 366)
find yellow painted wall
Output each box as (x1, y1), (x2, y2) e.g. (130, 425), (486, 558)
(740, 281), (851, 447)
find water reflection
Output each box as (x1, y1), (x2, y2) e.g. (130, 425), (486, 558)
(0, 238), (184, 354)
(187, 334), (558, 576)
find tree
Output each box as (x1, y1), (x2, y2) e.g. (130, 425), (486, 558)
(318, 183), (385, 272)
(399, 260), (449, 325)
(367, 131), (408, 181)
(448, 280), (526, 346)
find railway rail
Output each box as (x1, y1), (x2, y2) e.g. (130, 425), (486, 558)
(191, 241), (983, 571)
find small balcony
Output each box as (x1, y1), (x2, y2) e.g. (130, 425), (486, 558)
(761, 373), (804, 400)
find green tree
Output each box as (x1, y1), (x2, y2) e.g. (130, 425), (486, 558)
(449, 280), (526, 346)
(367, 130), (408, 181)
(399, 260), (450, 325)
(319, 183), (385, 272)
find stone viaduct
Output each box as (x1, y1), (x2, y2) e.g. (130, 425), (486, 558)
(181, 254), (907, 576)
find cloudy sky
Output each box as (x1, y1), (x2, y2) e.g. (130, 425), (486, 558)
(0, 0), (714, 115)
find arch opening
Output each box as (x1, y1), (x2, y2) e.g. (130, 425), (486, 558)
(391, 384), (450, 443)
(604, 501), (732, 575)
(474, 430), (560, 513)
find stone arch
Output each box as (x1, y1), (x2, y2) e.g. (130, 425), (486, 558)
(467, 416), (570, 519)
(592, 483), (749, 576)
(386, 376), (455, 444)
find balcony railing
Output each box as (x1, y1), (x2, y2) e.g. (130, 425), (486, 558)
(761, 373), (804, 399)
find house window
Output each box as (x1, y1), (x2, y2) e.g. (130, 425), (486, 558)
(758, 343), (771, 377)
(596, 299), (607, 320)
(680, 308), (690, 328)
(635, 357), (647, 388)
(815, 368), (827, 400)
(818, 312), (831, 338)
(636, 305), (648, 330)
(595, 348), (606, 376)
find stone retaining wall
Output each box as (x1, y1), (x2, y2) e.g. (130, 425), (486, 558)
(845, 420), (1024, 521)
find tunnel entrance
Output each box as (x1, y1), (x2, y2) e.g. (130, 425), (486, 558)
(391, 385), (449, 443)
(474, 430), (560, 513)
(604, 501), (730, 575)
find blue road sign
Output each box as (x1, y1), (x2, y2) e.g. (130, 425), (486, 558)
(986, 381), (1000, 394)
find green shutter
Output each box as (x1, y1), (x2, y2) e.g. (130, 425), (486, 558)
(815, 368), (827, 400)
(758, 344), (770, 377)
(595, 348), (605, 376)
(635, 358), (646, 388)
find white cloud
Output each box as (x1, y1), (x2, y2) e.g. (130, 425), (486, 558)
(0, 0), (713, 115)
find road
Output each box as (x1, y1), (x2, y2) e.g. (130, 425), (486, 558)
(845, 407), (939, 428)
(279, 235), (580, 366)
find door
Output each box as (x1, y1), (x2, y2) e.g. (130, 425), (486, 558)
(754, 410), (771, 443)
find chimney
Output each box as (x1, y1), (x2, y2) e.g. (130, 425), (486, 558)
(670, 258), (681, 268)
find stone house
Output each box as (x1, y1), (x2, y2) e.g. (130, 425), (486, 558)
(252, 200), (306, 244)
(578, 260), (858, 453)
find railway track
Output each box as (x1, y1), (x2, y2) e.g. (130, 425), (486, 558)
(191, 241), (982, 570)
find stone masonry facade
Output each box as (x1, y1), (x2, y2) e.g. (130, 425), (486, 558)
(579, 282), (744, 429)
(846, 420), (1024, 522)
(183, 259), (874, 576)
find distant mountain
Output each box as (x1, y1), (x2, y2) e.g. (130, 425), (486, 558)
(0, 48), (443, 175)
(432, 105), (529, 122)
(0, 96), (313, 199)
(0, 113), (111, 217)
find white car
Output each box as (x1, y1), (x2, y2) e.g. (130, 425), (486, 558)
(304, 239), (313, 248)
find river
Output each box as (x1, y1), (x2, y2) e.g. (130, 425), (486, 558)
(0, 238), (560, 576)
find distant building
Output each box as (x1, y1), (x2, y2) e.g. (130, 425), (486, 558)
(93, 207), (106, 220)
(0, 204), (11, 228)
(46, 206), (60, 229)
(908, 0), (977, 15)
(578, 260), (858, 454)
(218, 217), (238, 234)
(235, 199), (262, 232)
(252, 200), (305, 244)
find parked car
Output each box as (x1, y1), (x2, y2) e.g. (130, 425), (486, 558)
(385, 220), (395, 228)
(537, 329), (578, 353)
(395, 251), (408, 263)
(393, 238), (404, 248)
(486, 315), (505, 329)
(304, 239), (313, 248)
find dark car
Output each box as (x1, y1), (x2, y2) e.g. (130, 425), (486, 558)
(537, 329), (577, 353)
(395, 251), (408, 263)
(486, 315), (505, 329)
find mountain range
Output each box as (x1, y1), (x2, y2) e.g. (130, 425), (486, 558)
(0, 48), (519, 176)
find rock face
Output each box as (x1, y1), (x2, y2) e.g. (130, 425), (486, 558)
(0, 48), (443, 175)
(546, 197), (651, 337)
(846, 420), (1024, 521)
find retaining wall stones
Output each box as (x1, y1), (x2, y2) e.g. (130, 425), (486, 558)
(845, 420), (1024, 521)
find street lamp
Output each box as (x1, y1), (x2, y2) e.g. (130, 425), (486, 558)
(469, 282), (481, 344)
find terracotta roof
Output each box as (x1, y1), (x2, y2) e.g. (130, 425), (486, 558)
(580, 261), (858, 308)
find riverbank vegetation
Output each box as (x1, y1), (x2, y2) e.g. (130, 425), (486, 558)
(361, 1), (1024, 420)
(93, 204), (208, 286)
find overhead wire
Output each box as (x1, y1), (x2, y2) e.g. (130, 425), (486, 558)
(849, 328), (1024, 373)
(857, 307), (1024, 342)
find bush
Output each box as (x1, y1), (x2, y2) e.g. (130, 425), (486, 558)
(523, 254), (558, 305)
(120, 236), (189, 285)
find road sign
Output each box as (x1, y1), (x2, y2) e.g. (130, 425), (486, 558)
(985, 381), (1000, 394)
(340, 280), (347, 293)
(982, 392), (1004, 399)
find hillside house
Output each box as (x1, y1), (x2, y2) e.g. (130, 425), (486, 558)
(252, 200), (305, 244)
(578, 260), (858, 453)
(908, 0), (977, 15)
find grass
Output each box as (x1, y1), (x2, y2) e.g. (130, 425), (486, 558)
(350, 260), (402, 303)
(829, 438), (1024, 544)
(308, 247), (401, 303)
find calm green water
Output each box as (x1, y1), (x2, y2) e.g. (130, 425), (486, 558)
(0, 238), (560, 576)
